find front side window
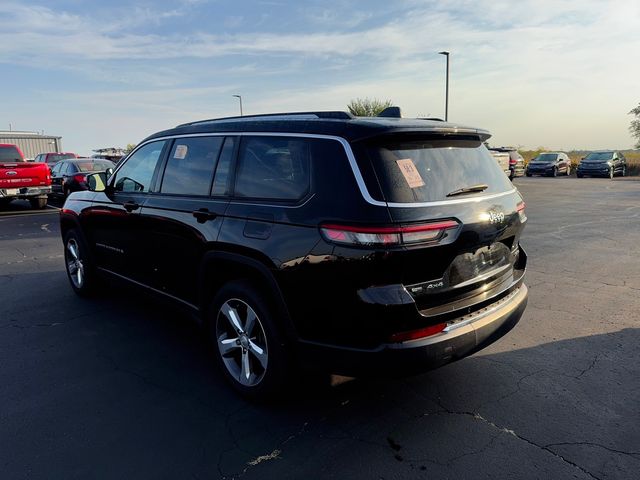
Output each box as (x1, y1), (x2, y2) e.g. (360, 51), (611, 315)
(234, 136), (311, 201)
(113, 141), (165, 193)
(160, 136), (223, 196)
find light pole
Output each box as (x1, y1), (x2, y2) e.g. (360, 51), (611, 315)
(438, 51), (450, 121)
(232, 95), (243, 116)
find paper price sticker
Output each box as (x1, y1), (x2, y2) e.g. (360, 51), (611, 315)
(174, 145), (188, 159)
(396, 159), (425, 188)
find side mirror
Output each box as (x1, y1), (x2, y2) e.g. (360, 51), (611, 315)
(87, 172), (108, 192)
(105, 167), (114, 178)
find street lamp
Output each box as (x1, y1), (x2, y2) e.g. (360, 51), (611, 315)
(232, 94), (243, 116)
(438, 51), (450, 121)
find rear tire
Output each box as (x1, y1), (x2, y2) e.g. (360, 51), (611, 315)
(30, 197), (47, 209)
(63, 229), (97, 296)
(208, 280), (289, 400)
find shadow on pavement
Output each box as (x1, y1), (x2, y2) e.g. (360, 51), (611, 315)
(1, 273), (638, 479)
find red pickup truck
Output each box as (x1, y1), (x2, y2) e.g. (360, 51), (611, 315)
(0, 144), (52, 209)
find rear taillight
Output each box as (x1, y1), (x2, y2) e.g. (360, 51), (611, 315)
(517, 201), (526, 222)
(73, 174), (87, 183)
(320, 220), (459, 247)
(509, 159), (517, 165)
(389, 323), (447, 343)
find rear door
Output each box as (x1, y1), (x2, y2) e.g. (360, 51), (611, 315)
(137, 135), (232, 304)
(354, 134), (526, 310)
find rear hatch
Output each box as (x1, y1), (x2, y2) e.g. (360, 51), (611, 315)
(354, 133), (526, 321)
(0, 162), (51, 189)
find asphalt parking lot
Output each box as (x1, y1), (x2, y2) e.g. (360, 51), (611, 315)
(1, 177), (639, 480)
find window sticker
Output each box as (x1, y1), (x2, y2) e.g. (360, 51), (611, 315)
(396, 159), (425, 188)
(174, 145), (188, 159)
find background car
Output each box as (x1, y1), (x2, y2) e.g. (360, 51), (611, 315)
(526, 152), (571, 177)
(34, 152), (78, 166)
(576, 151), (627, 179)
(49, 158), (115, 198)
(488, 147), (525, 180)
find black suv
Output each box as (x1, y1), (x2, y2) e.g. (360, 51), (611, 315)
(60, 110), (528, 398)
(576, 151), (627, 178)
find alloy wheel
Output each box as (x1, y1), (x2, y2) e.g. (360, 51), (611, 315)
(216, 299), (269, 387)
(66, 238), (84, 289)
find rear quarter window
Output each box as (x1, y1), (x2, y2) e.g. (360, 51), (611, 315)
(360, 135), (514, 203)
(234, 136), (311, 201)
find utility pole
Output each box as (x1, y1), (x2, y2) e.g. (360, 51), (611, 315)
(438, 51), (450, 121)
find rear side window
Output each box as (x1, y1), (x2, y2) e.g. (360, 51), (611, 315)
(361, 135), (514, 203)
(234, 136), (311, 201)
(161, 136), (223, 196)
(114, 141), (165, 193)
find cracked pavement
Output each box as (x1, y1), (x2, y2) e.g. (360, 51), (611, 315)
(1, 179), (639, 479)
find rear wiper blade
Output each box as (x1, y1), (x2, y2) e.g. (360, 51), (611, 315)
(446, 184), (489, 197)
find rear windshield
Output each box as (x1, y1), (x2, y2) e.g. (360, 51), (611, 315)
(46, 153), (75, 163)
(75, 160), (115, 172)
(361, 135), (514, 203)
(0, 146), (24, 162)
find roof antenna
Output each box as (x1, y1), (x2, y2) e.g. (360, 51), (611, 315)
(377, 106), (402, 118)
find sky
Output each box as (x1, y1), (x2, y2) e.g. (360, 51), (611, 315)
(1, 0), (639, 155)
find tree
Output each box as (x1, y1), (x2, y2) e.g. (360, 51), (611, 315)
(629, 103), (640, 148)
(347, 97), (393, 117)
(124, 143), (137, 154)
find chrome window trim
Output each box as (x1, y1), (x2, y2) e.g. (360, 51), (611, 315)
(121, 132), (516, 209)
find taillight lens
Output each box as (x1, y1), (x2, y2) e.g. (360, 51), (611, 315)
(320, 220), (459, 247)
(389, 323), (447, 342)
(509, 159), (517, 165)
(73, 174), (87, 183)
(517, 201), (526, 222)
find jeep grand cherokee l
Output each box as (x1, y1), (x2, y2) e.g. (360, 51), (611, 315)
(59, 110), (528, 398)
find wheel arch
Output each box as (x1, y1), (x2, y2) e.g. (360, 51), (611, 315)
(198, 250), (297, 342)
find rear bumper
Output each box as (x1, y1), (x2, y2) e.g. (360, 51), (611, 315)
(0, 186), (51, 199)
(297, 284), (528, 377)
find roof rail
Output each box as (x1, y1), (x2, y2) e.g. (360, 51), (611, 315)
(177, 111), (354, 128)
(419, 117), (445, 122)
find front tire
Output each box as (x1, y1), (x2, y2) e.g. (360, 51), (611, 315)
(63, 230), (97, 296)
(550, 167), (557, 177)
(209, 280), (289, 399)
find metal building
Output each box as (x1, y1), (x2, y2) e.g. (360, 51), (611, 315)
(0, 131), (63, 160)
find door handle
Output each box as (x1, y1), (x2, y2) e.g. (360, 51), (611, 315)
(123, 201), (140, 212)
(192, 208), (217, 223)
